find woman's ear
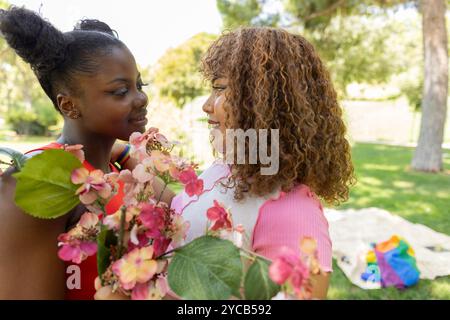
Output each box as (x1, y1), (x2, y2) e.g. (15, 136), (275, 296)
(57, 93), (81, 119)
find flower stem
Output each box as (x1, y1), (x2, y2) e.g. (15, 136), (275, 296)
(157, 182), (168, 204)
(117, 206), (127, 258)
(239, 246), (270, 262)
(155, 247), (178, 259)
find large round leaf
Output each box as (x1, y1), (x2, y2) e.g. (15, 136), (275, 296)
(13, 149), (82, 219)
(244, 257), (280, 300)
(168, 236), (243, 300)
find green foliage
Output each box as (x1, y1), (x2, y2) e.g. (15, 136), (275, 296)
(244, 256), (280, 299)
(97, 226), (117, 281)
(305, 13), (410, 96)
(217, 0), (279, 29)
(5, 99), (60, 136)
(1, 20), (60, 135)
(12, 149), (82, 219)
(0, 0), (8, 10)
(152, 33), (218, 108)
(168, 236), (243, 299)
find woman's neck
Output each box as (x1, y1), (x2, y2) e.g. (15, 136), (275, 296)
(57, 123), (115, 173)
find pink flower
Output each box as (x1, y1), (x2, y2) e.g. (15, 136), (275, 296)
(63, 144), (85, 163)
(139, 203), (166, 237)
(57, 212), (99, 264)
(78, 212), (99, 230)
(58, 241), (97, 264)
(170, 214), (190, 247)
(71, 168), (111, 204)
(104, 172), (120, 193)
(154, 133), (171, 148)
(178, 167), (203, 197)
(206, 200), (233, 231)
(150, 150), (171, 173)
(112, 246), (158, 290)
(269, 247), (310, 296)
(152, 235), (171, 258)
(129, 131), (151, 161)
(178, 167), (197, 184)
(131, 277), (168, 300)
(103, 206), (139, 231)
(118, 169), (135, 183)
(132, 162), (153, 183)
(127, 231), (149, 251)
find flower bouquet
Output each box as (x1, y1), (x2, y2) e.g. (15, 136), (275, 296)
(0, 128), (321, 300)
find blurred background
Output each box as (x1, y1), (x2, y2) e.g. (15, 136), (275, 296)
(0, 0), (449, 299)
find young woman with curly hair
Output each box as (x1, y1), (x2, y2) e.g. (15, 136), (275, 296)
(99, 27), (355, 300)
(169, 27), (355, 299)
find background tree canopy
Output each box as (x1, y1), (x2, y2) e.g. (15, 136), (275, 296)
(0, 0), (60, 135)
(151, 33), (218, 108)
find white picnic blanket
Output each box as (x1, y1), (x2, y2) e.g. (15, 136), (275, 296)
(324, 207), (450, 289)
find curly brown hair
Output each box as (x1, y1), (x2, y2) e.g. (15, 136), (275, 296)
(201, 27), (355, 205)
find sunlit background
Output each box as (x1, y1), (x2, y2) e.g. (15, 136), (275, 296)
(0, 0), (449, 300)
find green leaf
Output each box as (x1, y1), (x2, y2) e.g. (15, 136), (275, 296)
(12, 149), (82, 219)
(168, 236), (243, 300)
(97, 225), (117, 280)
(244, 257), (280, 300)
(0, 147), (27, 171)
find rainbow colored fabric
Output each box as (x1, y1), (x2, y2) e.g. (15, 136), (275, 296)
(361, 235), (420, 289)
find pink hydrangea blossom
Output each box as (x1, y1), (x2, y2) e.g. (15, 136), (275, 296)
(206, 200), (233, 231)
(62, 144), (85, 163)
(71, 167), (111, 204)
(112, 246), (158, 290)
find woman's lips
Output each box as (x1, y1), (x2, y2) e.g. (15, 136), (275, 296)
(129, 113), (148, 126)
(208, 120), (221, 128)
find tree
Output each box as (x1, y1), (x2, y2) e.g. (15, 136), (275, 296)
(152, 33), (217, 108)
(411, 0), (448, 171)
(0, 0), (60, 135)
(217, 0), (280, 29)
(288, 0), (449, 172)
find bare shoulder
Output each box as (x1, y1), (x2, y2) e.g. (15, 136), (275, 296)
(0, 166), (68, 299)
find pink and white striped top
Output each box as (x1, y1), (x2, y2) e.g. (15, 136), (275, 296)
(171, 160), (332, 272)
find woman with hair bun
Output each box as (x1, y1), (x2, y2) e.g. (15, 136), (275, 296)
(0, 7), (172, 299)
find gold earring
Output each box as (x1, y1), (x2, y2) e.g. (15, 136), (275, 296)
(70, 111), (80, 119)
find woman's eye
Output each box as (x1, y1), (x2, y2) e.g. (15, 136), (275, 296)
(212, 86), (226, 92)
(112, 88), (128, 96)
(137, 82), (149, 91)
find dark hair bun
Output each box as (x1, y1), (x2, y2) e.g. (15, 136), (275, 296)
(74, 19), (118, 38)
(0, 6), (66, 75)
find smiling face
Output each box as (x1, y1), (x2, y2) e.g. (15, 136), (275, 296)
(70, 46), (149, 141)
(202, 77), (229, 153)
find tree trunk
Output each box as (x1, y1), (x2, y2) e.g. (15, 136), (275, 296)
(411, 0), (448, 172)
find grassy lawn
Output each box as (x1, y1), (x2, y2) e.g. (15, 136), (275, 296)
(328, 142), (450, 299)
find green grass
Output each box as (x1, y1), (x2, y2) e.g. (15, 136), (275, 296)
(328, 142), (450, 299)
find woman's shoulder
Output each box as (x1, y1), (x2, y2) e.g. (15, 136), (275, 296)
(262, 184), (324, 214)
(197, 159), (230, 182)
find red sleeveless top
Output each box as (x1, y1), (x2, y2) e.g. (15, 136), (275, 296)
(26, 142), (125, 300)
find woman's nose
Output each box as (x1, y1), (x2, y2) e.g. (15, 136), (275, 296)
(202, 95), (214, 114)
(134, 91), (148, 109)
